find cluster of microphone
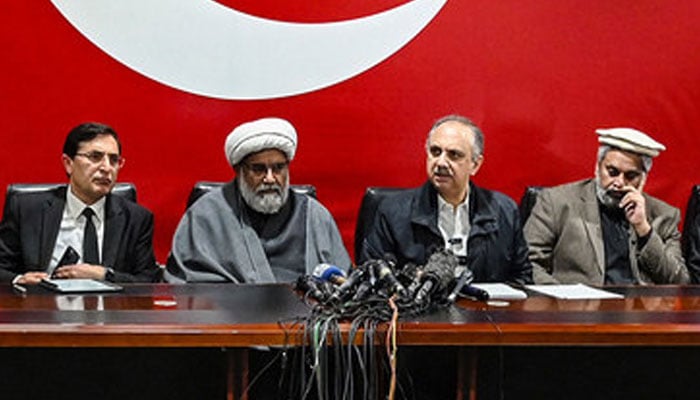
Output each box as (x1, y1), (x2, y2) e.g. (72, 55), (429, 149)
(296, 249), (489, 315)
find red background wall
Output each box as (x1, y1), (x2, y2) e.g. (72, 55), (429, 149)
(2, 1), (699, 263)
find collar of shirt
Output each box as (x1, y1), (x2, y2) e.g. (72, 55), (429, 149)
(65, 186), (106, 225)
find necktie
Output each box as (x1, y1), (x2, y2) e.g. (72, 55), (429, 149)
(82, 208), (100, 264)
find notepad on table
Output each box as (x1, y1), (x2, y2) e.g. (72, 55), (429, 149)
(471, 283), (528, 300)
(526, 284), (623, 300)
(40, 279), (123, 293)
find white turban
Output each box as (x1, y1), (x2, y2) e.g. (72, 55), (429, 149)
(224, 117), (298, 166)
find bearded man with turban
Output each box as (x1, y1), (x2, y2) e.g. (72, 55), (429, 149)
(164, 117), (350, 283)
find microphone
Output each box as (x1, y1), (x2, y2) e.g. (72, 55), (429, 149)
(414, 250), (455, 304)
(373, 257), (407, 297)
(403, 263), (424, 297)
(447, 267), (474, 303)
(414, 279), (435, 304)
(295, 275), (331, 302)
(351, 279), (374, 302)
(347, 258), (386, 302)
(459, 284), (490, 302)
(330, 263), (367, 302)
(446, 267), (490, 302)
(312, 263), (347, 285)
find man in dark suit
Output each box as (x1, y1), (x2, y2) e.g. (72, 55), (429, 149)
(0, 122), (160, 284)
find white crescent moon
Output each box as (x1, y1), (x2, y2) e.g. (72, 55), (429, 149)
(50, 0), (447, 100)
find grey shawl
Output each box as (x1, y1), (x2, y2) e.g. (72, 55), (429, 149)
(164, 181), (350, 283)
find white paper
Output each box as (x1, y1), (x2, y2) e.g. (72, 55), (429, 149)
(526, 284), (623, 300)
(40, 278), (122, 293)
(472, 283), (528, 300)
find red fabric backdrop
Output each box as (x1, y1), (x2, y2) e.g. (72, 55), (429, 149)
(2, 1), (699, 262)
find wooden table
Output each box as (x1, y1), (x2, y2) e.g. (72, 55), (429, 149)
(1, 283), (700, 399)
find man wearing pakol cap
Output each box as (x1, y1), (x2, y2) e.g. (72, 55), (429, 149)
(164, 117), (351, 283)
(524, 127), (689, 285)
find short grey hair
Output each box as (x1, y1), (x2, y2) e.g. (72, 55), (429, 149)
(597, 145), (653, 173)
(426, 114), (484, 162)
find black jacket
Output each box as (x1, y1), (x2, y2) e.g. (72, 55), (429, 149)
(359, 181), (532, 285)
(684, 208), (700, 284)
(0, 186), (160, 283)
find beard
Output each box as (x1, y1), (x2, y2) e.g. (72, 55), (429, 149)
(594, 170), (638, 209)
(238, 176), (289, 214)
(595, 181), (623, 209)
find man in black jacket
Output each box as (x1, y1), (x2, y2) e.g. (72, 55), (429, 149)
(359, 114), (531, 285)
(0, 122), (160, 285)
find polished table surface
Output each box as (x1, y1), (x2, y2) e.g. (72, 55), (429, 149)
(2, 283), (700, 347)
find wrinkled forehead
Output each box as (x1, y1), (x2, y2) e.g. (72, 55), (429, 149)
(428, 125), (474, 154)
(600, 148), (644, 172)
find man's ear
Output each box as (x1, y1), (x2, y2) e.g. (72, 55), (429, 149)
(61, 154), (73, 177)
(470, 155), (484, 176)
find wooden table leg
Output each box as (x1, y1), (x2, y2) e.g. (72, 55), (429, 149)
(456, 347), (478, 400)
(226, 348), (250, 400)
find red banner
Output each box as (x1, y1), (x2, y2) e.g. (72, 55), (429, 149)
(2, 1), (699, 261)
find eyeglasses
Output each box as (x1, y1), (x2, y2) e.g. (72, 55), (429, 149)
(243, 162), (289, 177)
(75, 151), (125, 168)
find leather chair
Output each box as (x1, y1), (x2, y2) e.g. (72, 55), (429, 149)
(682, 185), (700, 282)
(185, 181), (317, 209)
(353, 187), (406, 261)
(4, 183), (137, 216)
(518, 186), (544, 223)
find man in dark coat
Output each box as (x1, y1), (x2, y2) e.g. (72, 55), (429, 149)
(0, 122), (160, 284)
(360, 115), (531, 285)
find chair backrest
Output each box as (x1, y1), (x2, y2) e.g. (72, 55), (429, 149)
(353, 187), (406, 261)
(185, 181), (317, 209)
(682, 185), (700, 272)
(5, 182), (137, 205)
(3, 183), (137, 220)
(518, 186), (544, 223)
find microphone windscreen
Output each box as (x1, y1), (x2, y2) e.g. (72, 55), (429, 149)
(422, 249), (458, 292)
(313, 263), (346, 283)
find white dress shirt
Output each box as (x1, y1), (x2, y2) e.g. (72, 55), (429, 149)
(437, 193), (470, 276)
(48, 187), (106, 274)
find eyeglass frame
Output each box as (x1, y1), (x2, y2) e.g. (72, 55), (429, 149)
(74, 151), (125, 168)
(242, 161), (289, 177)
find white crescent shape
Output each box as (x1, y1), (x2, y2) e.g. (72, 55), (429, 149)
(50, 0), (447, 100)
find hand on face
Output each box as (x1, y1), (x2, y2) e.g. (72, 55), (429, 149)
(618, 185), (651, 236)
(596, 149), (650, 236)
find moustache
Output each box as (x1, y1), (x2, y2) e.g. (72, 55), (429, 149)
(433, 166), (452, 177)
(92, 176), (113, 185)
(606, 189), (628, 201)
(255, 184), (282, 196)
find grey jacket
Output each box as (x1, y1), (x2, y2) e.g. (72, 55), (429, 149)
(524, 179), (688, 285)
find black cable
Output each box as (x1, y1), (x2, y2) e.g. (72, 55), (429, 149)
(238, 348), (283, 399)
